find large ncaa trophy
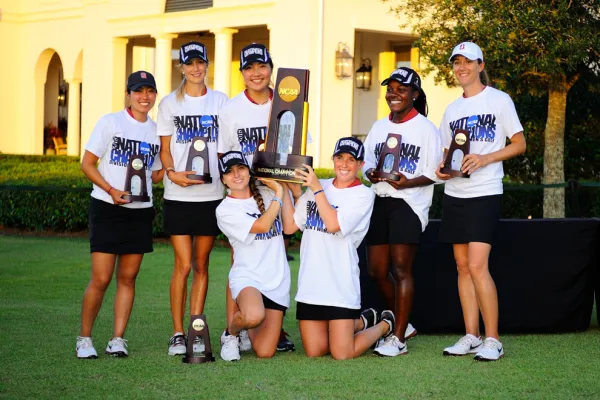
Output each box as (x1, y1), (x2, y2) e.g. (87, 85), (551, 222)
(182, 314), (215, 364)
(252, 68), (313, 183)
(440, 129), (470, 178)
(122, 154), (150, 202)
(186, 136), (212, 183)
(371, 133), (403, 182)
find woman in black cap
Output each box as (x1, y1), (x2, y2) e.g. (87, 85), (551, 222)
(77, 71), (162, 359)
(217, 43), (295, 353)
(362, 67), (442, 356)
(281, 137), (395, 359)
(157, 41), (228, 356)
(216, 151), (290, 362)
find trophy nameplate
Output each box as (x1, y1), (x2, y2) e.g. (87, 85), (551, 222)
(252, 68), (313, 183)
(186, 136), (212, 183)
(122, 154), (150, 202)
(440, 129), (470, 178)
(182, 314), (216, 364)
(371, 133), (403, 182)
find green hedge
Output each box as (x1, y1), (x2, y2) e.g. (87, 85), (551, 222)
(0, 155), (598, 236)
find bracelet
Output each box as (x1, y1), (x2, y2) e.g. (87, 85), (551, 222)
(107, 187), (114, 195)
(271, 197), (283, 207)
(313, 189), (324, 196)
(165, 167), (175, 176)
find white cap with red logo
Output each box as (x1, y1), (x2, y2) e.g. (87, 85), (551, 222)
(449, 42), (484, 62)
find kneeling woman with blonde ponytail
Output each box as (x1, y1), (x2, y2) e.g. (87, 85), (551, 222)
(216, 151), (290, 362)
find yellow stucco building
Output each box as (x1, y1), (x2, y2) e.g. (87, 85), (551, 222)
(0, 0), (460, 167)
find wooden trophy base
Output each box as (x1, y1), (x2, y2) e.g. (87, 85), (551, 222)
(122, 194), (150, 202)
(186, 173), (213, 183)
(182, 353), (216, 364)
(252, 152), (313, 183)
(371, 171), (401, 182)
(440, 167), (470, 178)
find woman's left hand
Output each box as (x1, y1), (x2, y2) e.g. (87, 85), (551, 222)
(461, 153), (491, 175)
(386, 172), (409, 190)
(295, 164), (322, 192)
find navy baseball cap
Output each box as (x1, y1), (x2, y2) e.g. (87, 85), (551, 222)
(179, 41), (208, 64)
(381, 67), (422, 91)
(127, 71), (156, 91)
(332, 137), (365, 161)
(218, 151), (250, 175)
(240, 43), (271, 69)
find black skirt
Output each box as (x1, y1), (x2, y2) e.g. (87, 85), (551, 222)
(438, 194), (502, 245)
(296, 302), (360, 321)
(162, 199), (221, 236)
(89, 198), (155, 254)
(366, 196), (422, 245)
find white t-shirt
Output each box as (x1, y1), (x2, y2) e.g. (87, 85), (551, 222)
(85, 109), (162, 209)
(216, 187), (290, 308)
(157, 88), (228, 202)
(217, 92), (270, 167)
(294, 179), (375, 310)
(362, 113), (442, 231)
(439, 86), (523, 198)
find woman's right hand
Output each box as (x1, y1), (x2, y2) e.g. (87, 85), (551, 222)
(110, 188), (131, 205)
(258, 178), (284, 199)
(435, 162), (452, 181)
(167, 170), (204, 187)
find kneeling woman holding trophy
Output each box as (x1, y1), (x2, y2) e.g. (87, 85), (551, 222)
(216, 151), (291, 362)
(281, 137), (396, 359)
(77, 71), (163, 358)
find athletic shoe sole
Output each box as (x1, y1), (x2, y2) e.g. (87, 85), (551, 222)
(474, 354), (504, 362)
(76, 354), (98, 359)
(405, 329), (418, 341)
(105, 351), (128, 357)
(374, 350), (408, 357)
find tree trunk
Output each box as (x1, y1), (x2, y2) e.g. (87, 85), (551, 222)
(543, 79), (567, 218)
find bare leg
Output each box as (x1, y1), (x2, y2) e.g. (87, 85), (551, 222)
(80, 252), (117, 336)
(390, 244), (417, 341)
(229, 287), (265, 336)
(453, 243), (481, 336)
(189, 236), (216, 315)
(467, 242), (498, 339)
(367, 244), (395, 310)
(299, 320), (330, 357)
(329, 319), (390, 360)
(169, 235), (193, 334)
(249, 309), (284, 358)
(112, 253), (143, 338)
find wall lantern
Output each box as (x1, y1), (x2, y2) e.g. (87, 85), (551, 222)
(58, 84), (68, 107)
(335, 43), (353, 79)
(355, 59), (372, 91)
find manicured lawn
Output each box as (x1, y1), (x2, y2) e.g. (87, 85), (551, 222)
(1, 236), (599, 399)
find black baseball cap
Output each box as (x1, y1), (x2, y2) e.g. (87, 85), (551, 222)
(381, 67), (422, 91)
(332, 137), (365, 161)
(179, 41), (208, 64)
(240, 43), (272, 69)
(218, 151), (250, 175)
(127, 71), (156, 91)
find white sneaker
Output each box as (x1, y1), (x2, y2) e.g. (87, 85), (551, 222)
(220, 334), (241, 361)
(474, 337), (504, 361)
(168, 332), (186, 356)
(105, 337), (128, 357)
(239, 329), (252, 352)
(405, 323), (417, 340)
(76, 336), (98, 359)
(443, 334), (483, 356)
(373, 334), (408, 357)
(193, 336), (205, 353)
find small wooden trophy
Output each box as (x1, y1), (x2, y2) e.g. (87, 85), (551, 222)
(440, 129), (470, 178)
(186, 137), (212, 183)
(122, 154), (150, 202)
(371, 133), (403, 182)
(182, 314), (215, 364)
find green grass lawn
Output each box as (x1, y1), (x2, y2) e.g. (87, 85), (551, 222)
(1, 236), (599, 399)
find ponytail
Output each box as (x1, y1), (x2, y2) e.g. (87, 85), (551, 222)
(249, 178), (266, 214)
(479, 61), (490, 86)
(414, 88), (429, 117)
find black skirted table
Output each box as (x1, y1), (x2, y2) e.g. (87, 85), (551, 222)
(359, 218), (600, 333)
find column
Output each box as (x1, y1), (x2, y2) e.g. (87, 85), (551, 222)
(112, 37), (129, 111)
(65, 78), (81, 156)
(153, 33), (178, 103)
(211, 28), (238, 96)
